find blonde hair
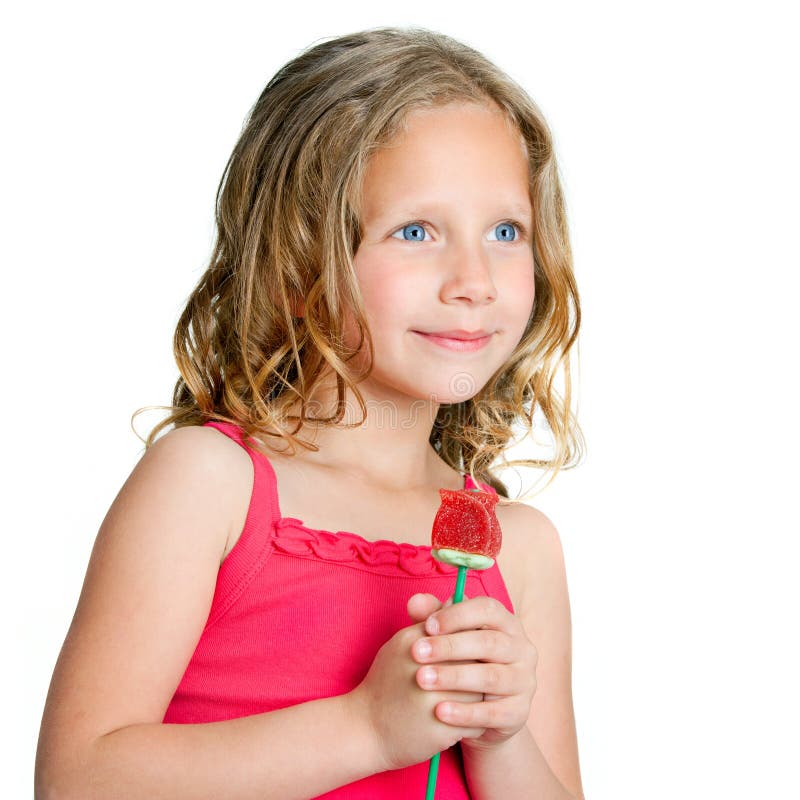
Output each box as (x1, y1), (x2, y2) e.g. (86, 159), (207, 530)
(133, 26), (585, 499)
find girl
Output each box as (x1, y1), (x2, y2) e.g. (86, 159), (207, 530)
(35, 26), (585, 800)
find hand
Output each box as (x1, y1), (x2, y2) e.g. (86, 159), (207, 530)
(408, 592), (538, 754)
(348, 593), (485, 772)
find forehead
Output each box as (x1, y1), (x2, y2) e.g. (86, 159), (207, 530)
(360, 102), (531, 220)
(393, 100), (527, 152)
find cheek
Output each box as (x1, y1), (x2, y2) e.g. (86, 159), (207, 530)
(504, 259), (536, 320)
(342, 264), (410, 353)
(358, 281), (393, 323)
(356, 265), (417, 328)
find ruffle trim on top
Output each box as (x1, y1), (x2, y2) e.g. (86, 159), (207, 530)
(272, 518), (461, 577)
(269, 473), (494, 577)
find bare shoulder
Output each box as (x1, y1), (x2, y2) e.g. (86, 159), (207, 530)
(495, 501), (568, 617)
(115, 423), (254, 560)
(157, 422), (251, 475)
(169, 424), (255, 557)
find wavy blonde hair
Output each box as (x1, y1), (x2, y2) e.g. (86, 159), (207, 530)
(133, 26), (585, 499)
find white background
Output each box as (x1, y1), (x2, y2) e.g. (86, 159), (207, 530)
(4, 1), (798, 797)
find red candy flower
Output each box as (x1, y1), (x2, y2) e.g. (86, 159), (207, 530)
(431, 488), (502, 559)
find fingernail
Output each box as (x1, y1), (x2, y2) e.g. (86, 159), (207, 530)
(426, 615), (439, 635)
(416, 640), (432, 659)
(419, 667), (436, 686)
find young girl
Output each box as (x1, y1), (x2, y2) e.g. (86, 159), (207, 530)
(35, 26), (584, 800)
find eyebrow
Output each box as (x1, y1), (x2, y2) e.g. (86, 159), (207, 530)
(375, 200), (532, 222)
(499, 203), (532, 220)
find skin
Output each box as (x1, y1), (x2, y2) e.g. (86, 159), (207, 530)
(407, 591), (538, 749)
(350, 588), (542, 769)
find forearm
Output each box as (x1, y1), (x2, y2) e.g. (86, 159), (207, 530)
(462, 728), (577, 800)
(48, 693), (382, 800)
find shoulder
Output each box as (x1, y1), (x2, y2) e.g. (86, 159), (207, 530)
(143, 425), (254, 555)
(152, 423), (248, 463)
(152, 423), (254, 476)
(496, 501), (569, 619)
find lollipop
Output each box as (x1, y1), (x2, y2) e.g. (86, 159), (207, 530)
(425, 486), (502, 799)
(430, 487), (502, 570)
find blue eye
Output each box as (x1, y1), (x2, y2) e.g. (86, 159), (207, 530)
(390, 220), (524, 242)
(391, 223), (428, 242)
(489, 222), (518, 242)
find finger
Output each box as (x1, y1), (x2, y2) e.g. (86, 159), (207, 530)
(407, 593), (444, 622)
(435, 697), (523, 731)
(425, 595), (514, 637)
(416, 661), (526, 696)
(411, 628), (514, 665)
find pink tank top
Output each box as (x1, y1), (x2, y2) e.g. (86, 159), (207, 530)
(163, 421), (515, 798)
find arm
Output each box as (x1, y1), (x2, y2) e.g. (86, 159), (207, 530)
(462, 506), (585, 800)
(34, 426), (384, 800)
(74, 694), (381, 800)
(463, 727), (575, 800)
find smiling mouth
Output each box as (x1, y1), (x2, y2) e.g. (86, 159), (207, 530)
(411, 330), (494, 352)
(414, 329), (492, 340)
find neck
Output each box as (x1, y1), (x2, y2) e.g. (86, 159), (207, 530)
(273, 371), (459, 492)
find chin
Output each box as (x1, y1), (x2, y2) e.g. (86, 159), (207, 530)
(409, 376), (484, 407)
(363, 362), (489, 407)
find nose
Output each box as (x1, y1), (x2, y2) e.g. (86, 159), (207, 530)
(440, 241), (498, 305)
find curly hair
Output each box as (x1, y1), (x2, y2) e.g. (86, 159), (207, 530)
(132, 26), (585, 500)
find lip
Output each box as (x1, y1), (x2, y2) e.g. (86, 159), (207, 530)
(412, 330), (494, 352)
(419, 329), (492, 340)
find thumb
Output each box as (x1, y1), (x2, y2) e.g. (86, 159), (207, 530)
(407, 593), (444, 622)
(406, 591), (467, 622)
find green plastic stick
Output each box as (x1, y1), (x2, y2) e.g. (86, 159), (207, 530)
(425, 564), (468, 799)
(425, 752), (440, 799)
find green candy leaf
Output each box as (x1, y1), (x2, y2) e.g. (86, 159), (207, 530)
(431, 548), (494, 570)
